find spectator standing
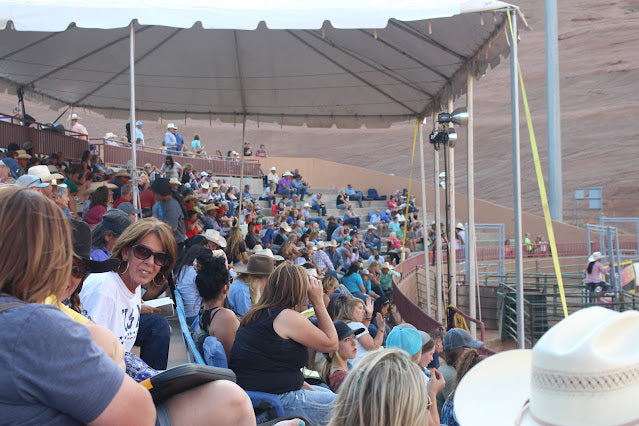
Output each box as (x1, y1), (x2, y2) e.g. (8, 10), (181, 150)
(151, 178), (186, 253)
(160, 155), (182, 180)
(134, 120), (144, 145)
(70, 113), (88, 141)
(243, 142), (252, 156)
(256, 144), (267, 157)
(164, 123), (178, 151)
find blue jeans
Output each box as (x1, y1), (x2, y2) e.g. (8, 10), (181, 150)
(279, 188), (292, 197)
(311, 203), (326, 216)
(365, 240), (382, 253)
(134, 313), (171, 370)
(347, 191), (364, 207)
(344, 217), (360, 228)
(293, 186), (308, 200)
(278, 385), (336, 425)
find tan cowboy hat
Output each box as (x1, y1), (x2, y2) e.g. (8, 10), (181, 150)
(169, 178), (181, 185)
(203, 229), (226, 248)
(203, 204), (219, 213)
(28, 165), (64, 183)
(114, 169), (132, 178)
(16, 150), (31, 160)
(184, 195), (199, 203)
(316, 241), (326, 250)
(279, 224), (292, 233)
(200, 182), (210, 189)
(234, 254), (274, 276)
(104, 132), (118, 139)
(325, 240), (339, 248)
(455, 307), (639, 426)
(380, 262), (394, 270)
(85, 181), (118, 195)
(589, 251), (604, 262)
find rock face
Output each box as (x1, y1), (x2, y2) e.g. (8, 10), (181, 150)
(1, 0), (637, 221)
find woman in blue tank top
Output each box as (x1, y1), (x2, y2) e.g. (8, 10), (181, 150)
(230, 263), (339, 425)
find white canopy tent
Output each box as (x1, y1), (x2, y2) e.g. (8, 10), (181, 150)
(0, 0), (528, 347)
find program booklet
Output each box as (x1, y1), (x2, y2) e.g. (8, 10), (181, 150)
(143, 297), (175, 318)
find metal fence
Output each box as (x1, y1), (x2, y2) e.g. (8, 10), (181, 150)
(0, 119), (262, 177)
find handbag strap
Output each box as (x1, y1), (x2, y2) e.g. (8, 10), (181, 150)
(0, 302), (26, 313)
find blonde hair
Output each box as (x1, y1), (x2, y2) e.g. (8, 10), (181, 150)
(239, 273), (266, 305)
(329, 349), (428, 426)
(334, 297), (364, 323)
(322, 275), (339, 295)
(240, 263), (308, 326)
(224, 226), (243, 263)
(0, 187), (72, 303)
(111, 218), (177, 286)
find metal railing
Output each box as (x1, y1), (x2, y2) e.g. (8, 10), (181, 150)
(497, 276), (639, 347)
(0, 118), (262, 177)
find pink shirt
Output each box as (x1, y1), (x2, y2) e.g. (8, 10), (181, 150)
(71, 122), (88, 140)
(585, 261), (609, 283)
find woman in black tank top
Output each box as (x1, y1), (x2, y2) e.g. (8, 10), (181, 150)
(230, 263), (339, 425)
(194, 252), (239, 359)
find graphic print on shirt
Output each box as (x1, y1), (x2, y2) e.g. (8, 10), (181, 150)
(119, 305), (140, 346)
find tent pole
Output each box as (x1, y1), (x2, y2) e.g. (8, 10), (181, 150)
(433, 111), (443, 324)
(509, 8), (524, 348)
(418, 118), (431, 316)
(129, 22), (138, 220)
(447, 97), (457, 308)
(467, 70), (477, 338)
(546, 0), (563, 222)
(237, 116), (246, 223)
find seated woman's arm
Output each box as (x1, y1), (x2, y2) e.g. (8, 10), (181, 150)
(211, 309), (240, 359)
(356, 313), (385, 351)
(274, 277), (338, 353)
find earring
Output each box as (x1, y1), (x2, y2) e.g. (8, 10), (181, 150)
(119, 261), (129, 276)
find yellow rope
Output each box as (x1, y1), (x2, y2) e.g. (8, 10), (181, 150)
(401, 119), (419, 254)
(507, 10), (568, 318)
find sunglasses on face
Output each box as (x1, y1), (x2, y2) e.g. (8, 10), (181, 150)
(71, 258), (90, 279)
(131, 244), (170, 267)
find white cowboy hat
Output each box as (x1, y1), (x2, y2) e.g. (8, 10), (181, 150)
(167, 123), (176, 129)
(204, 229), (227, 248)
(200, 182), (210, 189)
(104, 132), (117, 139)
(589, 251), (604, 262)
(456, 222), (465, 230)
(455, 307), (639, 426)
(28, 165), (64, 183)
(282, 171), (293, 177)
(70, 113), (80, 120)
(270, 166), (276, 171)
(367, 224), (377, 230)
(325, 240), (339, 248)
(169, 178), (181, 185)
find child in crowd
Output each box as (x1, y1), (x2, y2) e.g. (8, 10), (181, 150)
(320, 321), (364, 393)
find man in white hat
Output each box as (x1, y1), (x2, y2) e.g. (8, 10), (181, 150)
(70, 113), (88, 141)
(204, 228), (227, 251)
(454, 307), (639, 426)
(104, 132), (119, 146)
(164, 123), (178, 151)
(363, 224), (382, 253)
(455, 222), (466, 248)
(134, 121), (144, 145)
(277, 171), (294, 197)
(267, 166), (279, 187)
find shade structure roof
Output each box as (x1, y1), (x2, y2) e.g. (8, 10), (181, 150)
(0, 0), (520, 128)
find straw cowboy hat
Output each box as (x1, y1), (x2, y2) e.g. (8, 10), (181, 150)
(84, 181), (118, 195)
(255, 248), (285, 262)
(203, 229), (227, 248)
(325, 240), (339, 248)
(114, 169), (132, 178)
(200, 182), (210, 189)
(234, 254), (274, 276)
(589, 251), (604, 262)
(16, 150), (31, 160)
(380, 262), (394, 270)
(456, 222), (465, 230)
(455, 307), (639, 426)
(169, 177), (181, 185)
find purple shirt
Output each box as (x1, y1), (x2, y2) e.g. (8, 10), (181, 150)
(277, 177), (291, 193)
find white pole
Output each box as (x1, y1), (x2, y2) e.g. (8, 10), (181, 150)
(418, 119), (431, 316)
(448, 97), (457, 308)
(129, 22), (139, 219)
(509, 9), (525, 348)
(237, 117), (246, 223)
(434, 111), (443, 324)
(467, 70), (477, 338)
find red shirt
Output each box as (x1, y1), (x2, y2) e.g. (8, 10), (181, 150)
(139, 188), (155, 210)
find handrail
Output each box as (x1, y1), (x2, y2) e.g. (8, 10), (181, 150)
(447, 306), (487, 343)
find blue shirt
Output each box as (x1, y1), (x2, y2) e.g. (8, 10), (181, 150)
(261, 228), (275, 245)
(228, 278), (252, 315)
(175, 133), (184, 151)
(339, 273), (364, 294)
(164, 131), (177, 150)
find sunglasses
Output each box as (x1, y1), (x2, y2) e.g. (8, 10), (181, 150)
(131, 244), (170, 267)
(71, 258), (90, 279)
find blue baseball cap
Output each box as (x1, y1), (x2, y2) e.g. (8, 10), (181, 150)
(443, 328), (484, 351)
(0, 157), (20, 179)
(135, 121), (143, 126)
(387, 327), (422, 356)
(15, 174), (49, 189)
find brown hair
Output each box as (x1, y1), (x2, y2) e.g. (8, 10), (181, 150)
(322, 275), (339, 295)
(0, 187), (72, 303)
(334, 297), (365, 323)
(110, 218), (177, 286)
(240, 263), (307, 326)
(442, 346), (467, 369)
(224, 226), (243, 263)
(455, 349), (485, 388)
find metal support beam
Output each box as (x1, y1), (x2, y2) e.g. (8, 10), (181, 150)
(448, 97), (457, 308)
(546, 0), (563, 221)
(509, 9), (525, 349)
(467, 70), (477, 338)
(434, 111), (443, 324)
(418, 119), (431, 316)
(129, 23), (139, 218)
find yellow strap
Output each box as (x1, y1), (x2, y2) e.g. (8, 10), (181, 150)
(140, 378), (153, 390)
(507, 10), (568, 318)
(401, 119), (419, 251)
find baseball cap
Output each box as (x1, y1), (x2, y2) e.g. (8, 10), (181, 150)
(16, 174), (49, 188)
(386, 327), (422, 356)
(443, 328), (484, 351)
